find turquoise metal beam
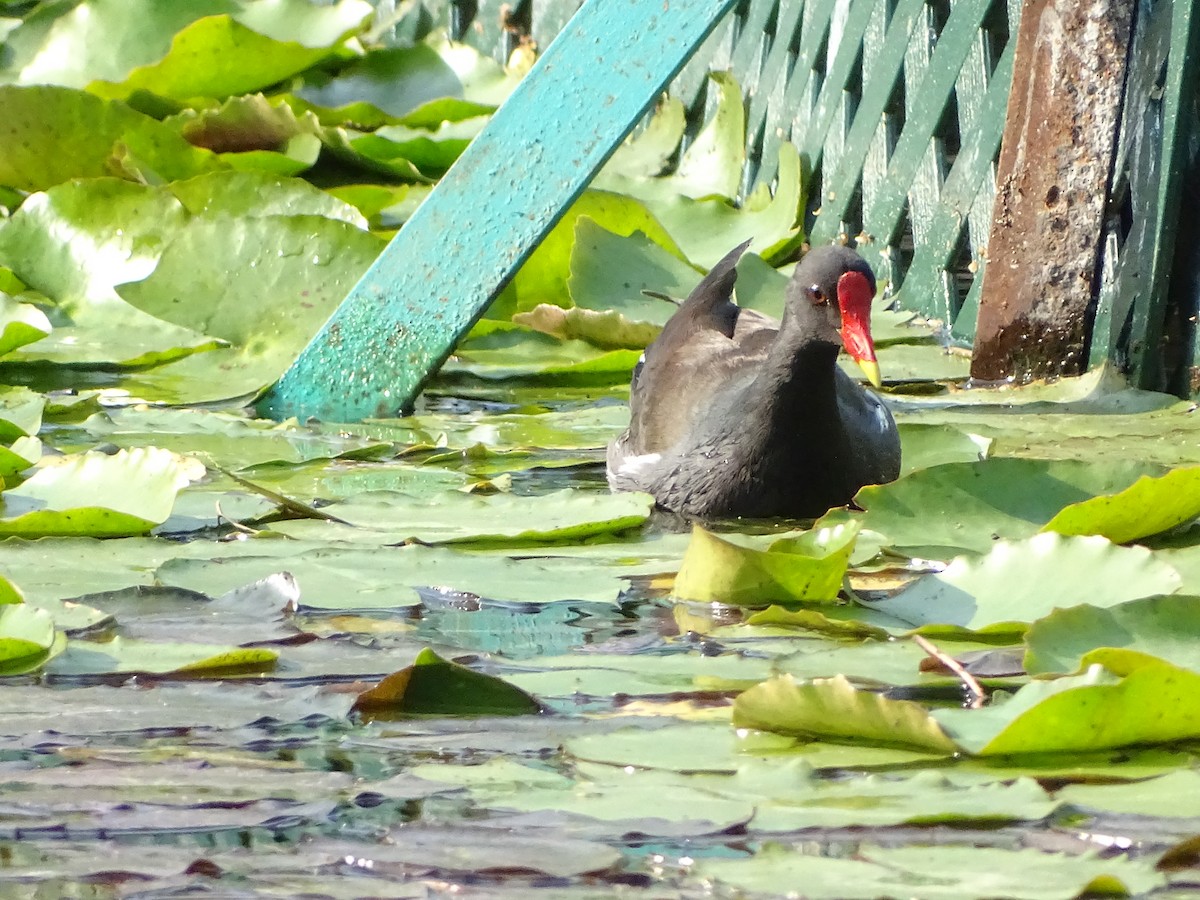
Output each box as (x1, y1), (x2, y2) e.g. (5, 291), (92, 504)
(258, 0), (737, 422)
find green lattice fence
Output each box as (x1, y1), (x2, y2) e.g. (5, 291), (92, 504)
(385, 0), (1017, 340)
(305, 0), (1200, 416)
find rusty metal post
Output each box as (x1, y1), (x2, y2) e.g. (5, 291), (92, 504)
(971, 0), (1136, 382)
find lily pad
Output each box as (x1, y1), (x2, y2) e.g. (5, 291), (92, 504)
(44, 634), (277, 677)
(867, 533), (1182, 635)
(87, 13), (359, 102)
(116, 212), (384, 403)
(0, 85), (220, 192)
(0, 386), (43, 440)
(12, 0), (235, 88)
(732, 674), (959, 753)
(856, 458), (1163, 555)
(1024, 594), (1200, 676)
(0, 447), (203, 537)
(0, 292), (51, 357)
(934, 663), (1200, 755)
(268, 489), (653, 545)
(1041, 465), (1200, 544)
(0, 178), (215, 366)
(352, 647), (541, 717)
(166, 169), (367, 226)
(698, 843), (1163, 900)
(0, 603), (56, 672)
(493, 189), (685, 316)
(566, 217), (701, 325)
(673, 521), (859, 605)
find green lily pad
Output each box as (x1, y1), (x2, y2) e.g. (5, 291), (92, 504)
(217, 132), (321, 176)
(0, 572), (22, 605)
(492, 189), (686, 316)
(268, 489), (652, 545)
(1024, 594), (1200, 676)
(511, 304), (662, 350)
(673, 520), (859, 605)
(1041, 465), (1200, 544)
(294, 40), (509, 121)
(0, 292), (51, 357)
(0, 178), (216, 366)
(0, 386), (43, 440)
(0, 435), (42, 479)
(11, 0), (235, 87)
(352, 647), (541, 718)
(1056, 768), (1200, 818)
(167, 169), (366, 226)
(0, 447), (202, 537)
(601, 141), (806, 268)
(856, 458), (1163, 555)
(732, 674), (959, 753)
(698, 842), (1162, 900)
(896, 423), (991, 475)
(116, 212), (384, 404)
(0, 85), (220, 192)
(44, 634), (277, 677)
(934, 663), (1200, 755)
(81, 406), (390, 471)
(87, 13), (358, 102)
(0, 602), (61, 675)
(601, 96), (686, 178)
(867, 533), (1182, 636)
(566, 217), (701, 325)
(441, 328), (640, 385)
(158, 541), (636, 608)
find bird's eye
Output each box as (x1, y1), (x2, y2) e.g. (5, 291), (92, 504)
(806, 285), (826, 305)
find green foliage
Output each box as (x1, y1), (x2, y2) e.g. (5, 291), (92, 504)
(0, 3), (1198, 893)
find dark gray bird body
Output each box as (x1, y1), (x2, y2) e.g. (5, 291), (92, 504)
(607, 242), (901, 519)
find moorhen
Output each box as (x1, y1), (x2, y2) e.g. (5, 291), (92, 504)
(607, 241), (901, 519)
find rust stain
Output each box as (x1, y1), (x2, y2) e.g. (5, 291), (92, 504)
(973, 0), (1135, 382)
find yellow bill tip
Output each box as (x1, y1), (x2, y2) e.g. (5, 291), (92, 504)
(856, 358), (883, 388)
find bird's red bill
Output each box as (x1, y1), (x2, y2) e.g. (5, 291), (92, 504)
(837, 269), (877, 364)
(837, 269), (882, 387)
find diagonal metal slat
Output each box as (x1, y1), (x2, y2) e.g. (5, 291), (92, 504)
(259, 0), (738, 421)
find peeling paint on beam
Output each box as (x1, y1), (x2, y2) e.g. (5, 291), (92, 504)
(971, 0), (1135, 382)
(259, 0), (738, 423)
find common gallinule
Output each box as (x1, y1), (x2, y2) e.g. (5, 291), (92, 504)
(607, 242), (901, 519)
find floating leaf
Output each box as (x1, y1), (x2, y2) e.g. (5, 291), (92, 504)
(0, 386), (43, 440)
(88, 15), (357, 102)
(493, 190), (686, 316)
(352, 647), (541, 717)
(0, 178), (215, 366)
(0, 603), (57, 673)
(512, 303), (662, 350)
(566, 217), (700, 324)
(867, 533), (1181, 635)
(857, 458), (1163, 555)
(116, 213), (384, 403)
(1024, 595), (1200, 676)
(0, 292), (51, 357)
(934, 663), (1200, 755)
(732, 674), (958, 754)
(1042, 465), (1200, 544)
(897, 423), (991, 475)
(673, 521), (859, 605)
(698, 843), (1163, 900)
(601, 96), (686, 178)
(0, 436), (42, 479)
(268, 489), (653, 546)
(0, 573), (23, 605)
(0, 85), (220, 192)
(44, 635), (277, 677)
(0, 447), (203, 537)
(12, 0), (233, 87)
